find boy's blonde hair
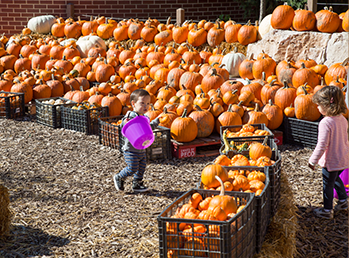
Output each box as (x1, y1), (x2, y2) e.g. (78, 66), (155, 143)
(312, 86), (347, 116)
(130, 89), (150, 103)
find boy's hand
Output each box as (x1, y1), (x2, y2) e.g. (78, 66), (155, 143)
(308, 163), (315, 170)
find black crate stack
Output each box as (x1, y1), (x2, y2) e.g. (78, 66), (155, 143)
(0, 92), (25, 119)
(35, 97), (76, 128)
(158, 190), (256, 258)
(61, 105), (108, 135)
(98, 116), (172, 160)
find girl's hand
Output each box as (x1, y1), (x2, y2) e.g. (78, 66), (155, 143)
(308, 163), (315, 170)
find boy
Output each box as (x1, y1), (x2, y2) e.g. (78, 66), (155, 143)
(113, 89), (160, 193)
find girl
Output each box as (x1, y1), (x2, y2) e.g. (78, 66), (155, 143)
(309, 86), (349, 219)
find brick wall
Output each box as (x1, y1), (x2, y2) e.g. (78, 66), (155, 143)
(0, 0), (257, 36)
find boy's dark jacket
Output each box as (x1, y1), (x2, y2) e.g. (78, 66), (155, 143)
(120, 110), (160, 153)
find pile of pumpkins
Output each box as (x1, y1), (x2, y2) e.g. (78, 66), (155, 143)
(201, 137), (273, 193)
(165, 175), (247, 257)
(25, 14), (261, 47)
(0, 8), (347, 143)
(260, 4), (349, 37)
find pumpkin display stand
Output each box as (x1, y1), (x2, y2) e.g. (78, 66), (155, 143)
(220, 124), (274, 145)
(219, 145), (282, 218)
(171, 134), (221, 159)
(281, 116), (322, 149)
(98, 116), (172, 161)
(61, 105), (108, 135)
(35, 97), (76, 128)
(198, 167), (271, 254)
(158, 189), (256, 258)
(0, 92), (25, 119)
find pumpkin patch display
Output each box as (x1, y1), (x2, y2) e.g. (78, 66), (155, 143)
(164, 177), (253, 256)
(1, 12), (348, 143)
(201, 165), (266, 195)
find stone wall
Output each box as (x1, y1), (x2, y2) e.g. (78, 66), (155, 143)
(247, 30), (349, 67)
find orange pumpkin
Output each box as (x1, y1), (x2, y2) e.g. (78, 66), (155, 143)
(201, 164), (229, 188)
(170, 108), (198, 142)
(249, 137), (272, 160)
(209, 176), (237, 214)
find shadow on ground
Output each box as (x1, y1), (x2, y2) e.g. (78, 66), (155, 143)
(0, 225), (69, 258)
(296, 204), (348, 258)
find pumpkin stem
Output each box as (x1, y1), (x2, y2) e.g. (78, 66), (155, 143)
(341, 57), (349, 66)
(194, 104), (203, 111)
(301, 85), (308, 95)
(261, 71), (266, 81)
(282, 80), (290, 88)
(227, 104), (233, 112)
(182, 108), (188, 117)
(270, 79), (277, 85)
(215, 175), (225, 196)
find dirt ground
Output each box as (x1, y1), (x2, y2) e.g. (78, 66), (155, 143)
(0, 116), (348, 257)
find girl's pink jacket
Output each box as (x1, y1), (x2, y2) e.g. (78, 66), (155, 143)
(309, 115), (349, 172)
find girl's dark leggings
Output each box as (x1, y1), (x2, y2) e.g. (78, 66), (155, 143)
(322, 167), (348, 209)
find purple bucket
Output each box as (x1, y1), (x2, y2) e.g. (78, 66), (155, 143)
(121, 115), (154, 150)
(334, 168), (349, 199)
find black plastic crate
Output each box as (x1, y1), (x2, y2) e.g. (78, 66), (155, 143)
(220, 124), (274, 145)
(220, 137), (277, 156)
(158, 189), (256, 258)
(0, 91), (25, 119)
(98, 116), (172, 160)
(218, 138), (281, 219)
(282, 116), (321, 149)
(61, 105), (108, 135)
(35, 97), (76, 128)
(268, 151), (281, 218)
(198, 167), (270, 254)
(98, 115), (124, 149)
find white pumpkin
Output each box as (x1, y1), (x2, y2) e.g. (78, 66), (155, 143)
(60, 38), (77, 47)
(221, 48), (246, 78)
(258, 14), (274, 38)
(27, 15), (56, 34)
(76, 35), (106, 58)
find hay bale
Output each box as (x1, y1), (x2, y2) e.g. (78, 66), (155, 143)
(0, 185), (11, 236)
(254, 170), (299, 258)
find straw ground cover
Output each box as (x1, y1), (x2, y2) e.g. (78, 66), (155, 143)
(0, 116), (347, 257)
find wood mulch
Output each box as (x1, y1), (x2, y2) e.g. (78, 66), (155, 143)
(0, 116), (347, 257)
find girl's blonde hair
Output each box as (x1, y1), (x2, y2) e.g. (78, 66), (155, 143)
(312, 86), (347, 116)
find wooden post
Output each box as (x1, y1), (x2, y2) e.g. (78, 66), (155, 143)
(176, 8), (185, 26)
(66, 3), (74, 19)
(307, 0), (317, 13)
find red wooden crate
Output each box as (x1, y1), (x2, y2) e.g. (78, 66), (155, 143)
(171, 134), (221, 159)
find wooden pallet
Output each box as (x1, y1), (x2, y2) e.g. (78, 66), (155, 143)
(171, 134), (221, 159)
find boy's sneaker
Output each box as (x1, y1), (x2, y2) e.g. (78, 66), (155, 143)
(113, 174), (124, 191)
(132, 179), (149, 193)
(313, 207), (334, 219)
(334, 199), (348, 211)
